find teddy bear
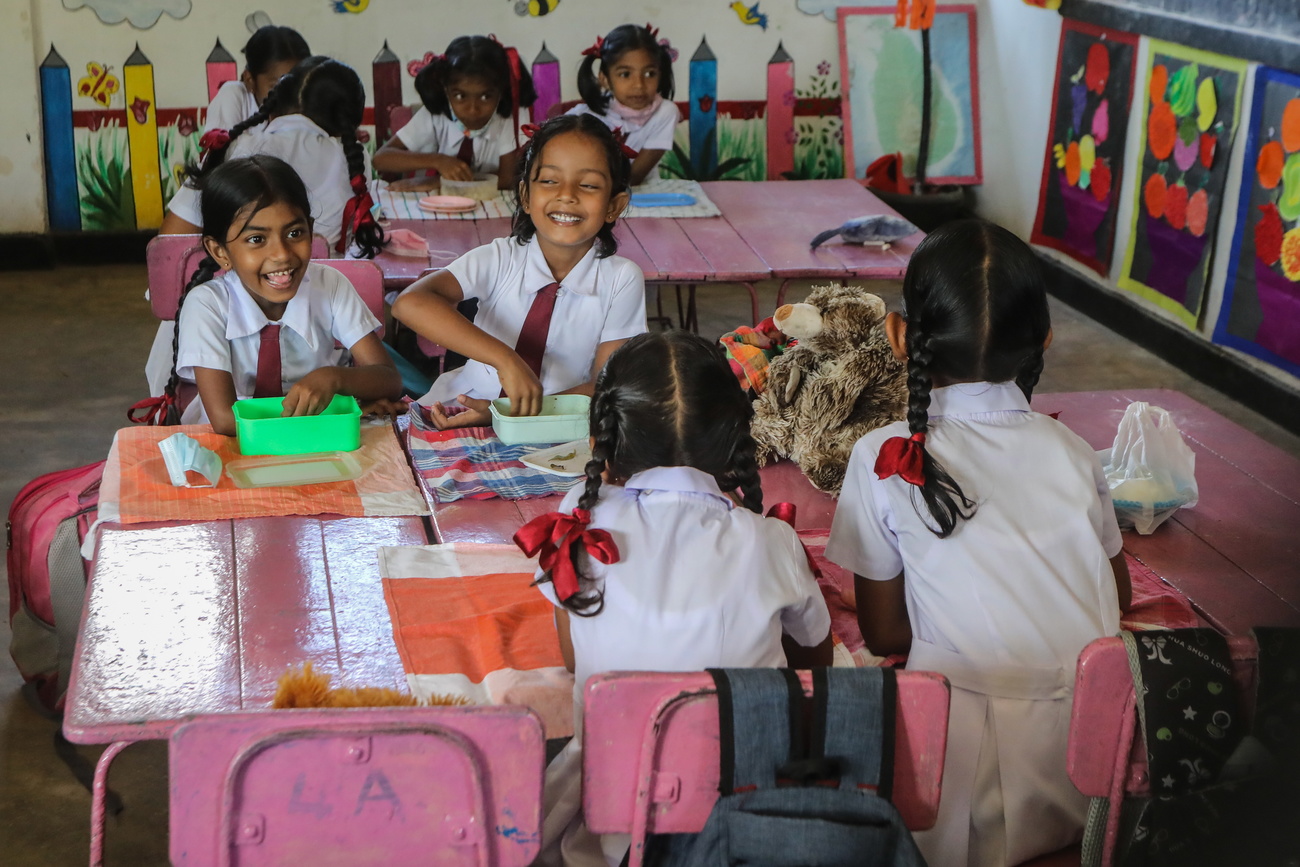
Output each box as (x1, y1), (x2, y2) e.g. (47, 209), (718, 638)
(750, 283), (909, 495)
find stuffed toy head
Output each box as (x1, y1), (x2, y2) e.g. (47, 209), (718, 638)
(751, 284), (907, 494)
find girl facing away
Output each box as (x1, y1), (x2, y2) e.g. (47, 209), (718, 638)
(204, 25), (311, 133)
(373, 35), (536, 189)
(391, 114), (646, 430)
(518, 330), (833, 866)
(567, 23), (678, 185)
(825, 220), (1132, 867)
(167, 156), (401, 435)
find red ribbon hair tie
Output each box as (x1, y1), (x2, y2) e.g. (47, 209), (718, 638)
(610, 126), (640, 159)
(644, 23), (660, 39)
(513, 508), (621, 602)
(581, 36), (605, 59)
(765, 503), (823, 579)
(407, 52), (441, 78)
(198, 128), (230, 159)
(874, 432), (927, 486)
(337, 175), (377, 254)
(520, 123), (541, 140)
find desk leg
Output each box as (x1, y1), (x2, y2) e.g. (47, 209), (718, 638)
(773, 278), (793, 312)
(90, 741), (133, 867)
(739, 282), (759, 326)
(685, 284), (698, 333)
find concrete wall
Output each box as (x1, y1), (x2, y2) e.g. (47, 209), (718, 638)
(0, 1), (51, 233)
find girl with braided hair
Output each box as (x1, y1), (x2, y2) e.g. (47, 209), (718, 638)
(826, 219), (1131, 867)
(515, 330), (831, 866)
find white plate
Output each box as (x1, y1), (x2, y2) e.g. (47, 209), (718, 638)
(520, 440), (592, 477)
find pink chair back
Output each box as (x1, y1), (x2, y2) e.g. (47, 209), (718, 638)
(389, 104), (414, 135)
(1068, 635), (1259, 865)
(582, 670), (950, 866)
(169, 706), (544, 867)
(313, 258), (386, 338)
(147, 233), (331, 320)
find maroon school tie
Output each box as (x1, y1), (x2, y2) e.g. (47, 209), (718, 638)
(514, 283), (559, 378)
(456, 134), (474, 169)
(253, 323), (283, 398)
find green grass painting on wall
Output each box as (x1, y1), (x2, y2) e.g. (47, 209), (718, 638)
(660, 116), (765, 182)
(76, 122), (135, 231)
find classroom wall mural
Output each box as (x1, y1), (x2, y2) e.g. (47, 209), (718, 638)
(1031, 20), (1138, 276)
(1213, 66), (1300, 376)
(1118, 41), (1246, 328)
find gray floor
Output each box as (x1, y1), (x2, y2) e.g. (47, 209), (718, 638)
(1, 264), (1298, 865)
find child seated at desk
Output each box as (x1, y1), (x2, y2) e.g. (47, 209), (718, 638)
(372, 35), (535, 189)
(825, 220), (1132, 867)
(167, 156), (401, 435)
(516, 330), (833, 866)
(390, 114), (647, 430)
(204, 25), (310, 133)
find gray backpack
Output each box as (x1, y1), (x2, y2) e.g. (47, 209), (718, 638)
(646, 667), (928, 867)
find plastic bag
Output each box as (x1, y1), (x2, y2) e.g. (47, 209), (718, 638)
(1097, 401), (1198, 535)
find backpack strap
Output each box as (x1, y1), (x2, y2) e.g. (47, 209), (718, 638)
(709, 668), (804, 794)
(813, 667), (897, 797)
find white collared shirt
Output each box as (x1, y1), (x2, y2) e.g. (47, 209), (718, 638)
(175, 262), (380, 423)
(826, 381), (1123, 669)
(418, 236), (647, 404)
(536, 466), (831, 710)
(167, 114), (373, 247)
(203, 79), (258, 133)
(394, 107), (525, 175)
(567, 98), (680, 158)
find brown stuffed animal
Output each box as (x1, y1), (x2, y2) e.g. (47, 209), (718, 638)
(751, 283), (908, 494)
(273, 663), (469, 709)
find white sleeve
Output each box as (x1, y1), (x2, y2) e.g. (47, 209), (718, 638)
(175, 284), (232, 380)
(824, 436), (905, 581)
(204, 81), (252, 133)
(1091, 453), (1124, 558)
(322, 268), (382, 349)
(771, 521), (832, 647)
(395, 107), (438, 152)
(445, 240), (505, 304)
(598, 260), (648, 344)
(167, 183), (203, 227)
(637, 101), (680, 152)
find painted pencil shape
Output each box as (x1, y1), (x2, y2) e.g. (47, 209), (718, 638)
(39, 46), (81, 231)
(766, 41), (794, 180)
(689, 37), (718, 177)
(205, 39), (238, 103)
(531, 43), (560, 124)
(124, 43), (163, 229)
(372, 41), (402, 146)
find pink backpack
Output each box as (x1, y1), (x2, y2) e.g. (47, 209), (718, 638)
(6, 460), (104, 713)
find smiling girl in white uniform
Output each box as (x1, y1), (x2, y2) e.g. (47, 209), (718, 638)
(825, 220), (1132, 867)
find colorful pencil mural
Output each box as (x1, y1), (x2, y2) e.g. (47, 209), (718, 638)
(372, 41), (402, 146)
(531, 43), (561, 123)
(689, 37), (719, 177)
(123, 44), (163, 229)
(40, 46), (81, 232)
(766, 41), (795, 180)
(205, 39), (237, 102)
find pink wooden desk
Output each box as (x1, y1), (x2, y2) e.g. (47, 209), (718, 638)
(375, 180), (922, 326)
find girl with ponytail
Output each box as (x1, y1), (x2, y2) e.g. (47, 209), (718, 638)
(825, 219), (1131, 867)
(373, 35), (535, 189)
(203, 24), (310, 133)
(567, 23), (678, 184)
(514, 330), (831, 865)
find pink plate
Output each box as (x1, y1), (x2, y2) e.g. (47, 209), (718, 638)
(418, 195), (478, 213)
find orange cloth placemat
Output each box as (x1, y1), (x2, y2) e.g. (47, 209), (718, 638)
(106, 422), (428, 523)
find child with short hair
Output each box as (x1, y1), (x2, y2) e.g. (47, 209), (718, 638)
(520, 330), (833, 866)
(373, 35), (535, 187)
(204, 25), (311, 133)
(826, 219), (1132, 867)
(168, 156), (400, 434)
(391, 114), (646, 429)
(567, 23), (679, 184)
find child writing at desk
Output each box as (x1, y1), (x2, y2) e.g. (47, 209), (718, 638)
(517, 330), (833, 866)
(825, 220), (1132, 867)
(204, 24), (311, 133)
(391, 114), (646, 429)
(167, 155), (401, 435)
(373, 35), (535, 189)
(567, 23), (679, 185)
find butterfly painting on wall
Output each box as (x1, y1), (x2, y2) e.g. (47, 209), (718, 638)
(77, 61), (119, 107)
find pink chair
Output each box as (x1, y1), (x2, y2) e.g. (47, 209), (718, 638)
(312, 258), (386, 338)
(1067, 634), (1259, 866)
(146, 233), (331, 320)
(388, 103), (414, 135)
(168, 706), (544, 866)
(582, 669), (950, 867)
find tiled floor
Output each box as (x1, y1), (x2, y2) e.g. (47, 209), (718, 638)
(1, 263), (1297, 865)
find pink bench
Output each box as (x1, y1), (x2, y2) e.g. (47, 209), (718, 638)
(581, 669), (951, 867)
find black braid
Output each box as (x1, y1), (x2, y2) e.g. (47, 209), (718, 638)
(339, 131), (385, 258)
(1015, 346), (1045, 403)
(165, 255), (221, 412)
(905, 327), (976, 538)
(720, 424), (763, 514)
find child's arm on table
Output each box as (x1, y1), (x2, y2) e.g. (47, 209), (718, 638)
(855, 572), (912, 657)
(372, 138), (474, 181)
(281, 331), (402, 416)
(194, 367), (240, 436)
(554, 608), (575, 673)
(782, 631), (833, 669)
(1111, 552), (1132, 613)
(628, 149), (664, 186)
(391, 269), (543, 429)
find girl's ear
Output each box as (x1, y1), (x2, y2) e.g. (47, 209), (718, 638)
(1043, 327), (1054, 351)
(605, 190), (630, 223)
(202, 235), (231, 270)
(597, 67), (610, 93)
(884, 311), (908, 362)
(240, 68), (254, 91)
(517, 179), (531, 214)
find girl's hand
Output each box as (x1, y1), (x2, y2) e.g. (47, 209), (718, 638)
(497, 356), (544, 418)
(360, 397), (409, 420)
(429, 395), (492, 430)
(388, 176), (439, 193)
(436, 155), (474, 182)
(281, 368), (342, 417)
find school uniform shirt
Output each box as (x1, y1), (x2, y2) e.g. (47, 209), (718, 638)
(417, 236), (646, 405)
(826, 380), (1124, 867)
(175, 262), (379, 424)
(394, 107), (525, 175)
(167, 114), (373, 247)
(203, 79), (258, 133)
(567, 97), (680, 162)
